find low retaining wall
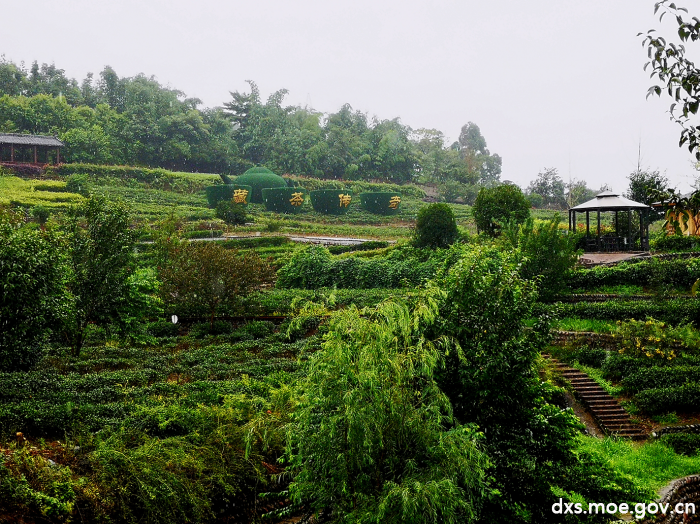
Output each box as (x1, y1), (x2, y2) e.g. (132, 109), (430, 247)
(640, 475), (700, 523)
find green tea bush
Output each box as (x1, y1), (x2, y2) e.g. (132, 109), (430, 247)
(615, 318), (700, 360)
(658, 433), (700, 455)
(65, 173), (91, 195)
(189, 320), (233, 338)
(147, 320), (180, 338)
(413, 203), (459, 248)
(184, 229), (223, 239)
(535, 298), (700, 326)
(651, 234), (700, 252)
(472, 184), (531, 236)
(327, 240), (390, 254)
(621, 366), (700, 394)
(276, 246), (441, 289)
(567, 258), (700, 291)
(218, 236), (289, 249)
(261, 187), (307, 213)
(359, 191), (402, 215)
(635, 383), (700, 414)
(234, 167), (287, 203)
(602, 353), (700, 380)
(215, 200), (247, 225)
(241, 320), (275, 339)
(310, 189), (353, 215)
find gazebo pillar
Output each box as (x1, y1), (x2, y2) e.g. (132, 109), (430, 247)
(10, 144), (14, 162)
(586, 211), (590, 238)
(627, 208), (632, 250)
(597, 210), (601, 251)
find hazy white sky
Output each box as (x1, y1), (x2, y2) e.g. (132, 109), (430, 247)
(2, 0), (699, 192)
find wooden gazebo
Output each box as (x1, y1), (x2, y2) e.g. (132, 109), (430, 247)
(0, 133), (64, 165)
(568, 191), (651, 252)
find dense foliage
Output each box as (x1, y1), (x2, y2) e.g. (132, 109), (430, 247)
(472, 184), (531, 236)
(288, 292), (488, 523)
(413, 203), (459, 248)
(0, 211), (68, 370)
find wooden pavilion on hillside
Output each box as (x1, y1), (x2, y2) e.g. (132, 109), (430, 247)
(0, 133), (65, 166)
(568, 191), (652, 252)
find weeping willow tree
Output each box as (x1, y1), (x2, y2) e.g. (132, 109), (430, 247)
(286, 287), (488, 524)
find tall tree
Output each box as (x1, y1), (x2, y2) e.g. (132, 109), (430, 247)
(64, 195), (137, 356)
(641, 1), (700, 158)
(526, 167), (566, 209)
(456, 122), (502, 186)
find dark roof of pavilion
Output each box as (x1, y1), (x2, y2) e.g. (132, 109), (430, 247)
(0, 133), (64, 147)
(570, 191), (650, 212)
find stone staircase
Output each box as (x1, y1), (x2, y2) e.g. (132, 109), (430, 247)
(548, 357), (646, 440)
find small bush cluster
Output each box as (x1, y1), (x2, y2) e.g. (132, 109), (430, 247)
(412, 203), (459, 248)
(635, 383), (700, 415)
(614, 318), (700, 360)
(621, 366), (700, 394)
(658, 433), (700, 455)
(276, 246), (441, 289)
(215, 200), (247, 225)
(535, 299), (700, 326)
(472, 184), (531, 236)
(567, 257), (700, 291)
(327, 240), (389, 255)
(651, 234), (700, 252)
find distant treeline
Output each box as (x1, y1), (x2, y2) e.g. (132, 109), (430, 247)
(0, 58), (501, 197)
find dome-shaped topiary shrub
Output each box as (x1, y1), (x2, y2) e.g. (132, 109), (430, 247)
(205, 184), (253, 208)
(359, 192), (402, 215)
(262, 187), (307, 213)
(235, 167), (287, 203)
(310, 190), (353, 215)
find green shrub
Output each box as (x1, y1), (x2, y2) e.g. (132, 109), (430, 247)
(327, 240), (390, 255)
(567, 258), (700, 291)
(635, 383), (700, 414)
(621, 366), (700, 394)
(502, 216), (580, 301)
(215, 201), (247, 225)
(309, 189), (353, 215)
(204, 185), (234, 208)
(535, 299), (700, 326)
(602, 352), (700, 380)
(615, 318), (700, 360)
(651, 234), (700, 252)
(234, 167), (286, 203)
(241, 320), (275, 339)
(276, 246), (441, 289)
(184, 229), (223, 239)
(147, 320), (180, 338)
(472, 184), (531, 236)
(658, 433), (700, 455)
(189, 320), (233, 338)
(413, 203), (459, 248)
(218, 236), (289, 249)
(65, 173), (91, 196)
(30, 205), (50, 226)
(261, 187), (307, 213)
(359, 192), (402, 215)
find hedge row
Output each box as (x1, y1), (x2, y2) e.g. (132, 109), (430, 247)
(276, 246), (439, 289)
(651, 235), (700, 253)
(634, 383), (700, 415)
(621, 366), (700, 394)
(52, 163), (220, 185)
(217, 236), (290, 249)
(535, 298), (700, 325)
(602, 353), (700, 381)
(567, 258), (700, 291)
(327, 240), (390, 255)
(658, 433), (700, 456)
(184, 230), (223, 239)
(204, 184), (252, 208)
(285, 175), (426, 198)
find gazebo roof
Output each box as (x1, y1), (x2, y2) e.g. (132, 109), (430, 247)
(570, 191), (650, 212)
(0, 133), (64, 147)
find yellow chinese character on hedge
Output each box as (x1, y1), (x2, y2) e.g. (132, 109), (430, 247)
(389, 196), (401, 209)
(233, 189), (249, 204)
(339, 194), (351, 207)
(289, 192), (304, 206)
